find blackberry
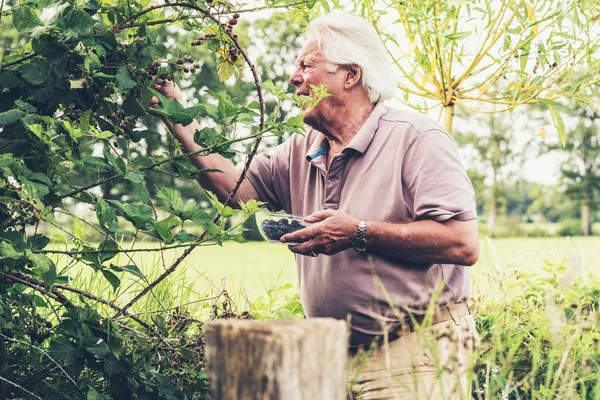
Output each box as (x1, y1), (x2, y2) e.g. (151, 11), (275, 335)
(261, 218), (307, 241)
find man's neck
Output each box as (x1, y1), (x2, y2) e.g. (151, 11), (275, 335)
(322, 102), (376, 155)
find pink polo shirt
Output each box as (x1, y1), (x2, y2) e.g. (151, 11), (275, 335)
(246, 103), (477, 345)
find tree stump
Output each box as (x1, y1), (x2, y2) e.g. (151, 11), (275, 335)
(205, 318), (348, 400)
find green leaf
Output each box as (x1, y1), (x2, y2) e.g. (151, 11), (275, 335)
(446, 31), (472, 41)
(98, 240), (119, 263)
(103, 146), (127, 175)
(124, 169), (145, 184)
(28, 234), (50, 251)
(148, 88), (200, 126)
(50, 337), (80, 365)
(153, 215), (179, 243)
(217, 60), (235, 82)
(84, 52), (101, 71)
(131, 182), (150, 203)
(96, 198), (119, 232)
(120, 203), (154, 229)
(83, 156), (111, 171)
(26, 250), (53, 273)
(0, 109), (25, 127)
(26, 250), (57, 286)
(104, 354), (129, 377)
(191, 209), (212, 227)
(116, 68), (136, 90)
(548, 105), (566, 147)
(12, 5), (43, 32)
(194, 127), (221, 148)
(87, 386), (110, 400)
(0, 241), (19, 258)
(100, 269), (120, 291)
(181, 200), (197, 220)
(285, 116), (305, 128)
(157, 187), (184, 214)
(110, 264), (144, 280)
(56, 6), (96, 36)
(174, 230), (196, 243)
(20, 61), (51, 85)
(86, 340), (111, 357)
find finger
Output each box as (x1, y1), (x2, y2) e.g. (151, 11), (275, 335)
(149, 96), (159, 109)
(287, 243), (318, 257)
(304, 209), (334, 223)
(280, 227), (316, 244)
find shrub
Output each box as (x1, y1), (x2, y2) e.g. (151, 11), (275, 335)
(557, 219), (583, 237)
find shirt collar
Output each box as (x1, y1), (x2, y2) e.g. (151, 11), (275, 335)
(304, 102), (388, 162)
(344, 102), (388, 154)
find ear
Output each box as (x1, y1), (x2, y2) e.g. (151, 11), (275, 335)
(344, 65), (361, 89)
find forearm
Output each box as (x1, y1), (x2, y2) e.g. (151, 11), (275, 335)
(366, 219), (479, 266)
(170, 119), (243, 201)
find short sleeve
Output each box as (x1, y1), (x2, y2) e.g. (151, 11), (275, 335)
(245, 140), (292, 212)
(402, 129), (477, 222)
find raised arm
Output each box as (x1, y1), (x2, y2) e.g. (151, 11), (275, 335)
(150, 80), (260, 204)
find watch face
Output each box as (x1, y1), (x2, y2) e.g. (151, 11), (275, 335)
(353, 238), (367, 252)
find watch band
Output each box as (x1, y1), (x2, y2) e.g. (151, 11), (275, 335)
(356, 219), (367, 241)
(352, 219), (368, 252)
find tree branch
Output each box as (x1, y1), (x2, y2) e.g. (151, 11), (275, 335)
(0, 375), (42, 400)
(0, 333), (78, 387)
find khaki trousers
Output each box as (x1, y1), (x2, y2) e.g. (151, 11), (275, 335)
(348, 314), (480, 400)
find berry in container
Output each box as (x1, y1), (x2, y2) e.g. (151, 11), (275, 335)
(255, 211), (313, 245)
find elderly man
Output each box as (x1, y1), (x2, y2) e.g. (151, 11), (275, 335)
(153, 11), (480, 400)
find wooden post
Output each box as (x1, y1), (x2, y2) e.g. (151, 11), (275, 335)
(206, 318), (348, 400)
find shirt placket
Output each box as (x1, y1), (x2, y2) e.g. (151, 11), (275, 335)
(323, 154), (348, 210)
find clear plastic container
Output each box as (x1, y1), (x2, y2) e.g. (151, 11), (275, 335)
(255, 211), (313, 245)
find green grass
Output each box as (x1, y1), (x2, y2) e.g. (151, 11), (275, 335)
(42, 235), (600, 399)
(54, 236), (600, 315)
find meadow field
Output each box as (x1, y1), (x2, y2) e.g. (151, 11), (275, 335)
(59, 235), (600, 319)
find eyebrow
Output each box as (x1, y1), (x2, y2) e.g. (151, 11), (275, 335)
(297, 56), (317, 66)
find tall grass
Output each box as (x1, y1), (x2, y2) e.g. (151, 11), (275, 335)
(41, 237), (600, 399)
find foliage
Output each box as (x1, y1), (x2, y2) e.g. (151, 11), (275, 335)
(352, 0), (600, 135)
(0, 0), (313, 397)
(472, 259), (600, 399)
(544, 105), (600, 235)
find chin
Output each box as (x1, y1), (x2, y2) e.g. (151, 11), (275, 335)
(302, 109), (320, 130)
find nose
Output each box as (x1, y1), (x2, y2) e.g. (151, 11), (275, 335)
(289, 68), (303, 87)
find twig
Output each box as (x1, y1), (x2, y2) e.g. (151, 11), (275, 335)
(118, 1), (313, 29)
(0, 53), (36, 69)
(118, 292), (224, 318)
(1, 272), (76, 309)
(0, 333), (78, 387)
(112, 1), (267, 317)
(1, 271), (157, 335)
(0, 375), (42, 400)
(58, 128), (268, 200)
(37, 241), (215, 255)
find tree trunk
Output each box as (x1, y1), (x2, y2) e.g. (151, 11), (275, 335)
(205, 318), (348, 400)
(581, 202), (591, 236)
(488, 177), (497, 236)
(487, 205), (496, 237)
(444, 104), (455, 134)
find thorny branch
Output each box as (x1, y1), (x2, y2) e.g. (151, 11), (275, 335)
(112, 2), (267, 318)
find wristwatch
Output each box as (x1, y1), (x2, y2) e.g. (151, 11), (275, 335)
(352, 219), (368, 252)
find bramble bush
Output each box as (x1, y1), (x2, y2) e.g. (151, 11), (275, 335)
(0, 0), (317, 397)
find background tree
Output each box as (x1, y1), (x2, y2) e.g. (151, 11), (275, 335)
(350, 0), (600, 139)
(541, 105), (600, 236)
(455, 109), (529, 236)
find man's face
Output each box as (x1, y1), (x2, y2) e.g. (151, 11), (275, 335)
(289, 44), (345, 129)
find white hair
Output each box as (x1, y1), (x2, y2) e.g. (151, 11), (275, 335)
(305, 11), (398, 103)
